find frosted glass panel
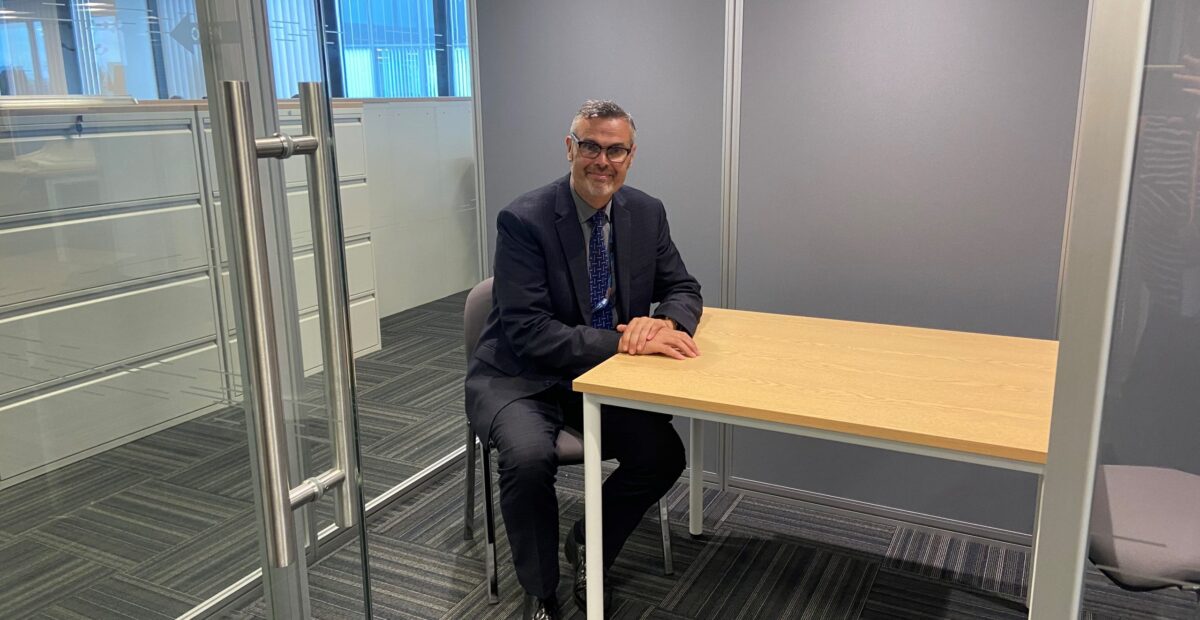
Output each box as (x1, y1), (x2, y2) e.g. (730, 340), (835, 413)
(1087, 1), (1200, 613)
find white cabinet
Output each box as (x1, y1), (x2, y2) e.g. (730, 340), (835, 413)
(0, 104), (379, 487)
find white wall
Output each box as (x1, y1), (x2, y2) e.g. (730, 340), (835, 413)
(364, 99), (480, 317)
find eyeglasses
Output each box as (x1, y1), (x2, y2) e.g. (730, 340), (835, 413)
(570, 133), (632, 163)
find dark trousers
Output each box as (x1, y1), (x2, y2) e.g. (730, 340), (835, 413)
(490, 385), (686, 600)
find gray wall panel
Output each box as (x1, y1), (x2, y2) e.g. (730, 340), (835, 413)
(731, 0), (1087, 532)
(476, 0), (725, 297)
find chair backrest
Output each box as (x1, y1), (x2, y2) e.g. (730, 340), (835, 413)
(462, 278), (583, 461)
(464, 277), (494, 354)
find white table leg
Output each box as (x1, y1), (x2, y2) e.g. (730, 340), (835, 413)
(689, 418), (704, 536)
(1027, 473), (1045, 606)
(582, 394), (604, 619)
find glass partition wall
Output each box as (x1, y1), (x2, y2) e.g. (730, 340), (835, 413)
(3, 1), (391, 618)
(0, 0), (481, 616)
(1085, 0), (1200, 615)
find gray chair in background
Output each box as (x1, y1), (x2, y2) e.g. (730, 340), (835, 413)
(1088, 464), (1200, 610)
(461, 277), (674, 604)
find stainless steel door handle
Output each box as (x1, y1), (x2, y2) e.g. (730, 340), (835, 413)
(221, 80), (298, 569)
(298, 81), (360, 531)
(220, 80), (360, 568)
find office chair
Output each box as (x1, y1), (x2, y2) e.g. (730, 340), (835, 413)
(461, 277), (674, 604)
(1088, 465), (1200, 611)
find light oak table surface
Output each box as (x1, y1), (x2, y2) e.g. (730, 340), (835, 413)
(575, 306), (1058, 464)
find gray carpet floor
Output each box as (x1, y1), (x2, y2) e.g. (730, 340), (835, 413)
(3, 289), (1197, 619)
(0, 291), (470, 619)
(232, 462), (1199, 620)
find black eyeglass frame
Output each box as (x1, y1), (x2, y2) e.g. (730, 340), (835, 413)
(570, 132), (632, 163)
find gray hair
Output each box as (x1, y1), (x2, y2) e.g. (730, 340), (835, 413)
(569, 100), (637, 141)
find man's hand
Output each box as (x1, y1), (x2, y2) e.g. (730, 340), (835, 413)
(616, 317), (671, 354)
(616, 317), (700, 359)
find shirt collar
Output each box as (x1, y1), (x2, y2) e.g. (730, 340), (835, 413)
(572, 187), (611, 225)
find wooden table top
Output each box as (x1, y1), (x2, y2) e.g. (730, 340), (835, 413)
(574, 307), (1058, 464)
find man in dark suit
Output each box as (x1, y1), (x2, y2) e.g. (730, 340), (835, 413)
(466, 100), (702, 619)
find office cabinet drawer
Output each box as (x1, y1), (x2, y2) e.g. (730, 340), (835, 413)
(213, 181), (369, 262)
(286, 181), (371, 248)
(279, 118), (367, 182)
(221, 239), (376, 325)
(226, 295), (380, 383)
(0, 204), (209, 308)
(0, 277), (218, 396)
(0, 344), (224, 479)
(204, 113), (366, 192)
(293, 240), (376, 313)
(0, 127), (200, 218)
(299, 296), (380, 372)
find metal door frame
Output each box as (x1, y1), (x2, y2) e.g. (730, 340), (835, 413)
(1030, 0), (1152, 617)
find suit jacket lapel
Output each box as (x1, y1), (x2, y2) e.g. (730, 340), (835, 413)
(613, 192), (633, 323)
(554, 177), (591, 321)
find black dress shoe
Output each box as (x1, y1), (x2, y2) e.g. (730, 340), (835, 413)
(564, 532), (612, 610)
(523, 594), (561, 620)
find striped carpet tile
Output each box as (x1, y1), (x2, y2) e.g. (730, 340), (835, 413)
(321, 537), (477, 618)
(0, 462), (148, 536)
(860, 567), (1027, 620)
(0, 538), (112, 618)
(720, 495), (896, 557)
(25, 479), (247, 572)
(127, 509), (260, 600)
(1079, 565), (1199, 619)
(884, 526), (1028, 600)
(659, 528), (875, 619)
(38, 574), (202, 620)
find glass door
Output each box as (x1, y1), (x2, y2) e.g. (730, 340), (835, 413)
(0, 0), (371, 617)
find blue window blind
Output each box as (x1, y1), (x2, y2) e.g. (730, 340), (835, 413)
(267, 0), (322, 99)
(336, 0), (438, 98)
(445, 0), (470, 96)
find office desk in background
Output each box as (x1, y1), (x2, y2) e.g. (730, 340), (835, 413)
(574, 307), (1058, 619)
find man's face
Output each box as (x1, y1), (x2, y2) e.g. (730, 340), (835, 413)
(566, 116), (637, 208)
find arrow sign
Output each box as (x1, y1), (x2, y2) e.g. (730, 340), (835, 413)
(170, 15), (198, 53)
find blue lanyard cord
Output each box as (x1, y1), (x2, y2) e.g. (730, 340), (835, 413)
(591, 245), (616, 314)
(589, 217), (617, 316)
(592, 286), (614, 313)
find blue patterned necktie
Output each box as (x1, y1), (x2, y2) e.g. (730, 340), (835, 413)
(587, 210), (614, 330)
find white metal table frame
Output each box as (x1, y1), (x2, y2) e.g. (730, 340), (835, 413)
(581, 392), (1047, 619)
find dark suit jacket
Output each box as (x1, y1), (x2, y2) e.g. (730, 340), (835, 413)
(466, 175), (703, 444)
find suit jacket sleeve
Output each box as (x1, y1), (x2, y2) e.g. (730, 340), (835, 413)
(493, 208), (621, 377)
(650, 203), (703, 335)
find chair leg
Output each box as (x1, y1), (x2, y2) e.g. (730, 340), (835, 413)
(481, 441), (500, 604)
(659, 499), (674, 576)
(463, 423), (477, 540)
